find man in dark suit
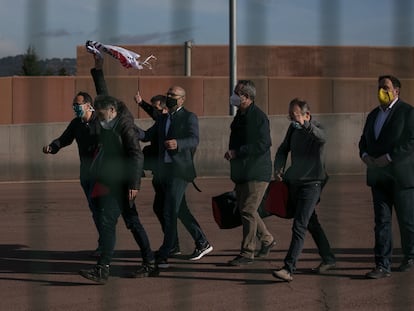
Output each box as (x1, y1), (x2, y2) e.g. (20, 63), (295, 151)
(134, 92), (181, 257)
(144, 86), (213, 268)
(359, 75), (414, 279)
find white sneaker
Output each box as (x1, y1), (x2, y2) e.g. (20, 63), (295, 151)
(188, 243), (213, 260)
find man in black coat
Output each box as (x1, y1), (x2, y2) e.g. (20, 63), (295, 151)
(225, 80), (275, 266)
(43, 61), (101, 257)
(359, 75), (414, 279)
(78, 56), (157, 284)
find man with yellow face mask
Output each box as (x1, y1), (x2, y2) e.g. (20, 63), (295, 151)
(359, 75), (414, 279)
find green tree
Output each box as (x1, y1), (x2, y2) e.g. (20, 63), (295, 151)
(21, 45), (42, 76)
(43, 67), (54, 76)
(58, 67), (68, 76)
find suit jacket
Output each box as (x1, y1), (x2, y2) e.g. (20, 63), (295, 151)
(359, 99), (414, 188)
(145, 107), (199, 182)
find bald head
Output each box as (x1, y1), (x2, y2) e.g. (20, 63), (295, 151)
(166, 85), (186, 112)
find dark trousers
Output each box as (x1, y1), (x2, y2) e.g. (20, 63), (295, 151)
(80, 177), (101, 249)
(152, 175), (179, 250)
(371, 184), (414, 271)
(122, 200), (154, 263)
(94, 191), (154, 266)
(284, 182), (335, 273)
(157, 173), (208, 259)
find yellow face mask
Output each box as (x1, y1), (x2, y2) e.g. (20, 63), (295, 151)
(378, 88), (395, 106)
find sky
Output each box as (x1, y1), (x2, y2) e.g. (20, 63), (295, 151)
(0, 0), (413, 59)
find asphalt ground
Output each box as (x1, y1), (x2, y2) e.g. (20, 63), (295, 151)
(0, 175), (413, 311)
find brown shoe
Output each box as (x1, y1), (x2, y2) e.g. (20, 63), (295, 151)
(272, 268), (293, 282)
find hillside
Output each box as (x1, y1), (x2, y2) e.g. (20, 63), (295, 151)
(0, 55), (76, 76)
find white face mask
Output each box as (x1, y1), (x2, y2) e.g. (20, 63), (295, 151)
(229, 93), (241, 107)
(100, 117), (116, 130)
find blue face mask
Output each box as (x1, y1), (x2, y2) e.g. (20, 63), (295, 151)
(73, 104), (85, 118)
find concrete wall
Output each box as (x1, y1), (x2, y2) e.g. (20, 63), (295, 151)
(2, 45), (414, 125)
(0, 114), (366, 182)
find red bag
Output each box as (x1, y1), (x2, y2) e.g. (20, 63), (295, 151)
(264, 180), (294, 219)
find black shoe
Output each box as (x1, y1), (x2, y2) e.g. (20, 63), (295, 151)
(79, 264), (109, 284)
(256, 239), (276, 258)
(365, 267), (391, 279)
(228, 255), (253, 266)
(129, 262), (159, 278)
(155, 257), (170, 269)
(398, 258), (414, 272)
(169, 245), (181, 257)
(312, 262), (336, 274)
(188, 243), (213, 261)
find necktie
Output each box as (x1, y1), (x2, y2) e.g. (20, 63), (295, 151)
(164, 114), (173, 163)
(165, 114), (172, 137)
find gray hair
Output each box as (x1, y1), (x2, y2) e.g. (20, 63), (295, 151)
(236, 80), (256, 101)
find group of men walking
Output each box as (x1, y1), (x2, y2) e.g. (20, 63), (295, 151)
(44, 57), (414, 284)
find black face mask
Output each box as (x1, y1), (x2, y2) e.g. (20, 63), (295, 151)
(166, 97), (178, 108)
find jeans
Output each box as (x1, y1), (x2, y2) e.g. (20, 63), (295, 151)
(284, 182), (335, 273)
(371, 184), (414, 271)
(235, 181), (273, 258)
(158, 174), (208, 259)
(94, 191), (154, 266)
(80, 177), (102, 249)
(94, 194), (122, 266)
(122, 200), (154, 263)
